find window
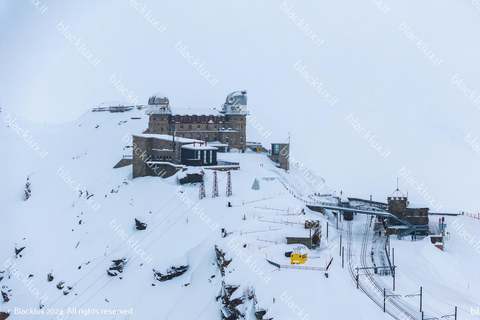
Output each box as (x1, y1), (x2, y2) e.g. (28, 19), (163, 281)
(203, 151), (207, 163)
(197, 116), (200, 122)
(419, 211), (423, 216)
(180, 124), (184, 129)
(272, 144), (280, 155)
(188, 125), (192, 130)
(209, 151), (213, 163)
(161, 127), (164, 132)
(196, 133), (201, 140)
(197, 124), (200, 129)
(410, 211), (414, 217)
(188, 116), (192, 122)
(240, 135), (244, 143)
(205, 134), (209, 141)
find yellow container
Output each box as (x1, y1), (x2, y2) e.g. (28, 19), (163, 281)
(291, 253), (308, 264)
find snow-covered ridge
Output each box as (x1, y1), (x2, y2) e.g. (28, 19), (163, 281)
(0, 110), (479, 320)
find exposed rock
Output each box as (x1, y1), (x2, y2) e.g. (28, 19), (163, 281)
(153, 265), (188, 282)
(135, 219), (147, 230)
(107, 258), (126, 276)
(214, 245), (232, 277)
(15, 247), (25, 257)
(1, 291), (9, 303)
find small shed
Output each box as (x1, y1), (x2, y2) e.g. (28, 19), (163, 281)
(291, 246), (308, 264)
(181, 143), (218, 166)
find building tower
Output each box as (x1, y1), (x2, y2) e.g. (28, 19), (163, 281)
(212, 171), (219, 198)
(146, 93), (172, 134)
(226, 171), (232, 196)
(220, 91), (249, 151)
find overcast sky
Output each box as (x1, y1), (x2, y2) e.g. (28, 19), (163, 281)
(2, 0), (480, 212)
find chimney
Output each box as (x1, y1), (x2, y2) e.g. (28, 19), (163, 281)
(194, 141), (196, 147)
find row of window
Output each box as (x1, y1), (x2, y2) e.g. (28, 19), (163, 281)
(151, 123), (244, 130)
(149, 155), (172, 161)
(151, 115), (227, 123)
(195, 150), (214, 163)
(176, 133), (244, 143)
(174, 115), (225, 123)
(408, 210), (425, 217)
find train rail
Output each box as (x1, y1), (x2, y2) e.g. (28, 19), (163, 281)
(346, 216), (420, 319)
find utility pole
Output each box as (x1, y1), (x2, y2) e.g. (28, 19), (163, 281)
(384, 288), (386, 313)
(392, 248), (395, 291)
(342, 247), (344, 268)
(339, 235), (342, 256)
(405, 286), (422, 312)
(327, 222), (329, 241)
(441, 307), (457, 319)
(420, 287), (423, 313)
(384, 289), (401, 313)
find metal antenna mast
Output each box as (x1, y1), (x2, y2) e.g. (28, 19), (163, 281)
(226, 171), (232, 196)
(212, 171), (219, 198)
(199, 182), (206, 199)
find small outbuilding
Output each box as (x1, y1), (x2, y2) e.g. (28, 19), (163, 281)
(181, 142), (218, 166)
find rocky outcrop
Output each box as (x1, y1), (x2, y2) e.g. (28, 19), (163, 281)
(214, 246), (271, 320)
(153, 265), (189, 282)
(107, 258), (126, 276)
(215, 245), (232, 277)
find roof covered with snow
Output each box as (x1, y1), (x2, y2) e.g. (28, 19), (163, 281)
(171, 107), (221, 116)
(181, 143), (218, 151)
(209, 141), (228, 147)
(133, 134), (203, 144)
(407, 203), (429, 209)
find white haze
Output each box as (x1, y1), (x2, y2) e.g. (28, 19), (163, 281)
(1, 0), (480, 212)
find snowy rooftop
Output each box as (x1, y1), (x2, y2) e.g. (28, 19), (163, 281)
(133, 134), (203, 144)
(181, 143), (218, 151)
(171, 107), (221, 116)
(209, 141), (228, 147)
(407, 203), (429, 209)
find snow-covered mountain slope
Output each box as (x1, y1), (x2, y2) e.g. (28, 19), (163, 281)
(0, 110), (479, 320)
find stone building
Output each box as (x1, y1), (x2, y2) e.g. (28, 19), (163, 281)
(132, 134), (202, 178)
(145, 91), (249, 151)
(268, 143), (290, 171)
(387, 196), (429, 226)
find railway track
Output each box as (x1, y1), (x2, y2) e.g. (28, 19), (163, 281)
(347, 216), (420, 320)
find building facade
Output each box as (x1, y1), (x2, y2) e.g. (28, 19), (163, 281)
(145, 91), (248, 151)
(132, 134), (202, 178)
(268, 143), (290, 171)
(387, 196), (429, 226)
